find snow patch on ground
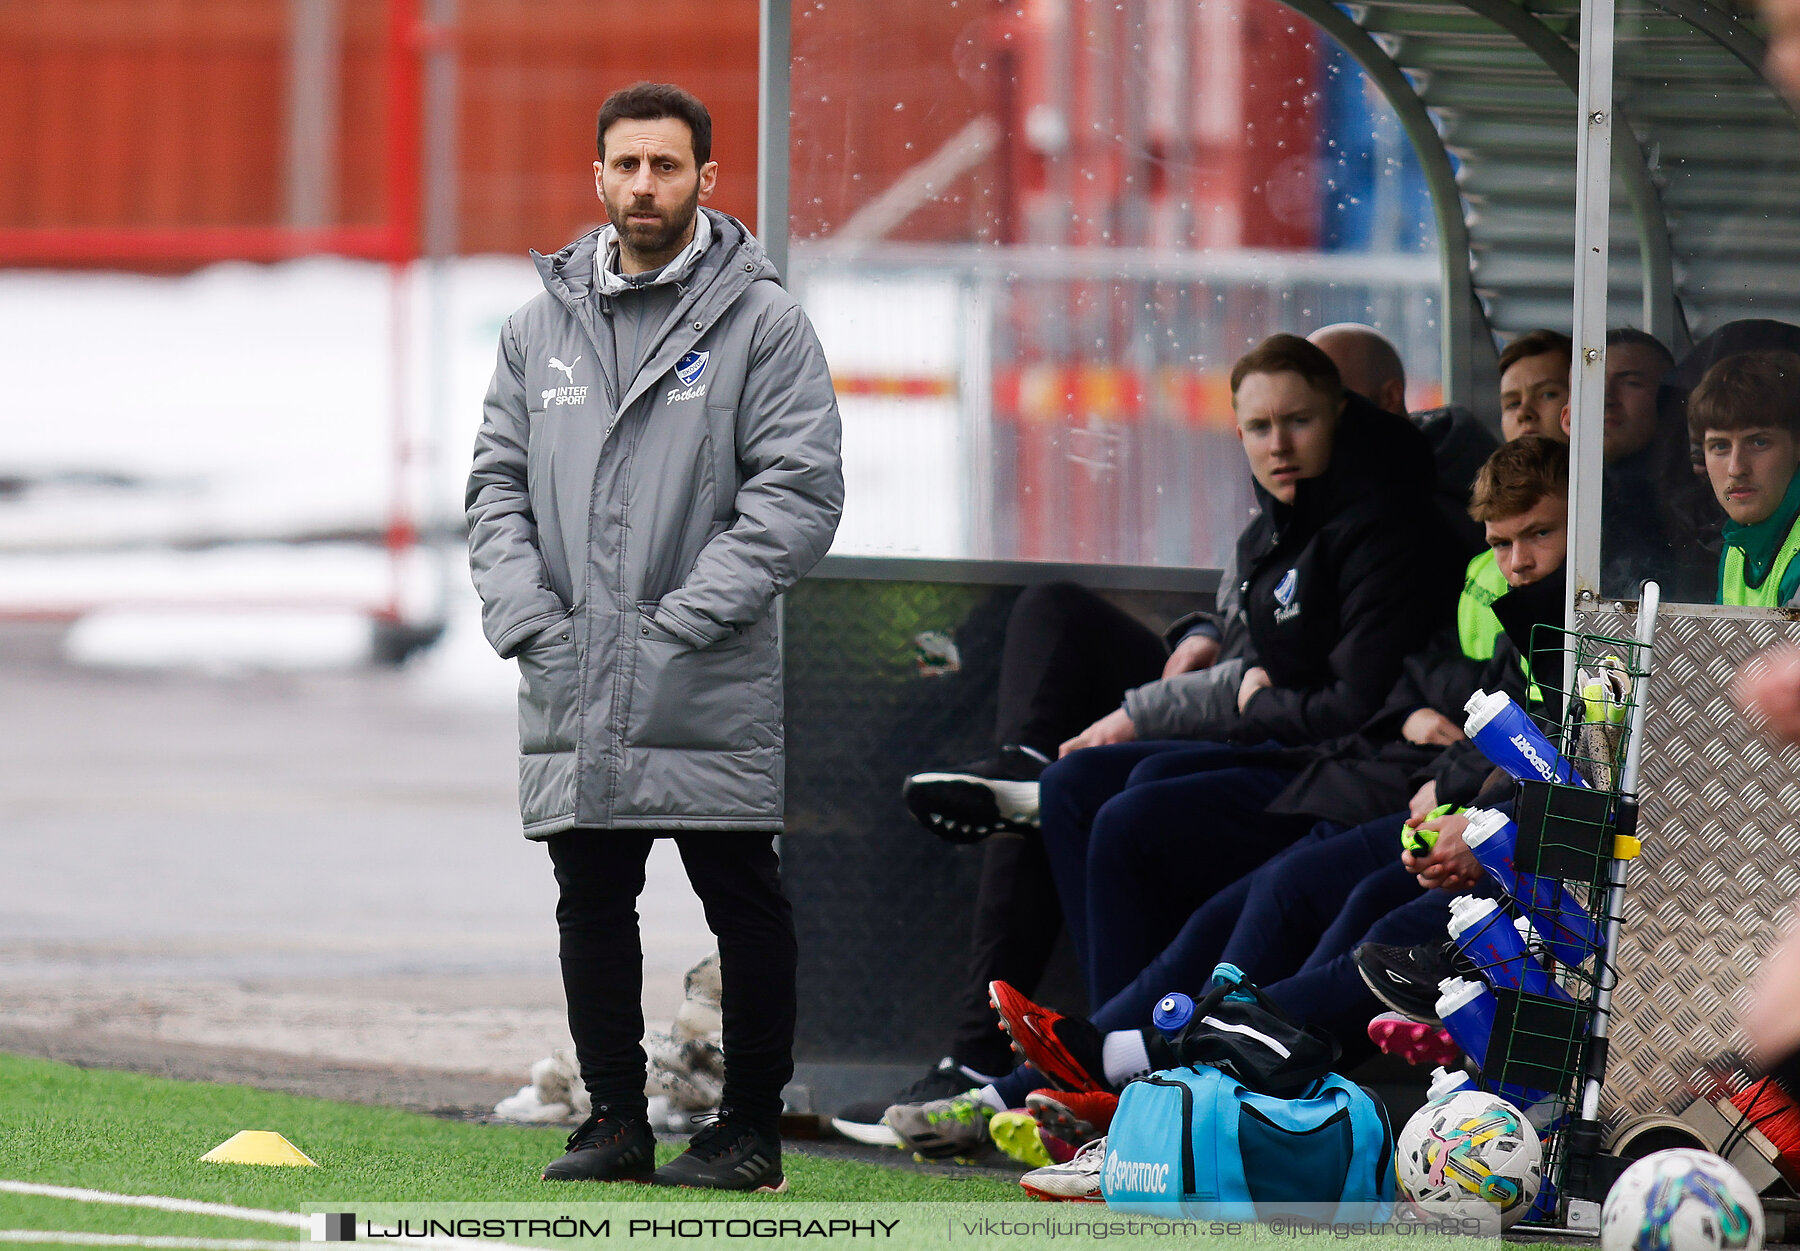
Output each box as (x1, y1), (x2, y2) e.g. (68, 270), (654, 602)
(65, 609), (379, 673)
(0, 256), (964, 559)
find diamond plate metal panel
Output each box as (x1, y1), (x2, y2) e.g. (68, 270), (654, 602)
(1575, 607), (1800, 1126)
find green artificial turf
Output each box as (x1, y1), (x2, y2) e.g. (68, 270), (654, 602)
(0, 1053), (1019, 1209)
(1, 1191), (298, 1238)
(0, 1053), (1497, 1249)
(0, 1058), (1022, 1216)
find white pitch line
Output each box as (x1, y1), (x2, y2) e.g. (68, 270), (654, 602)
(0, 1186), (303, 1231)
(0, 1233), (299, 1250)
(0, 1181), (535, 1250)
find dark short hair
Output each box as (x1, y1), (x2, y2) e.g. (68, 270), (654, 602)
(1498, 329), (1573, 377)
(1607, 327), (1674, 373)
(1229, 333), (1344, 406)
(596, 82), (712, 166)
(1688, 350), (1800, 440)
(1469, 434), (1571, 522)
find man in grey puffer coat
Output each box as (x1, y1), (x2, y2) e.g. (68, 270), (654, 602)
(467, 83), (842, 1191)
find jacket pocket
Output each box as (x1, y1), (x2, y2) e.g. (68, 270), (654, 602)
(628, 606), (770, 751)
(517, 609), (580, 755)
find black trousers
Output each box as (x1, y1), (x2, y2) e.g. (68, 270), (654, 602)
(546, 831), (796, 1133)
(949, 582), (1170, 1073)
(994, 581), (1170, 760)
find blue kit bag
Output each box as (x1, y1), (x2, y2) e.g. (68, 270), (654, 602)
(1101, 965), (1395, 1221)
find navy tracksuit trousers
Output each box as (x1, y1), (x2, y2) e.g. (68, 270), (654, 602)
(990, 810), (1455, 1106)
(1036, 740), (1312, 1007)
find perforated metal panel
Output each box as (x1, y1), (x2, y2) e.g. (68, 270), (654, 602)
(781, 561), (1212, 1063)
(1576, 605), (1800, 1124)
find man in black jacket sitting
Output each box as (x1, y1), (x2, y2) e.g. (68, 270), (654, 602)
(1031, 334), (1461, 1009)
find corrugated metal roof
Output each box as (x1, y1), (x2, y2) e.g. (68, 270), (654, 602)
(1287, 0), (1800, 419)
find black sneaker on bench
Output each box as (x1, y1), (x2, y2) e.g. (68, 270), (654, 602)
(903, 745), (1048, 843)
(831, 1056), (1001, 1146)
(1353, 940), (1473, 1023)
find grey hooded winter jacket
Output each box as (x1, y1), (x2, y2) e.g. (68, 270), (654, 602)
(466, 209), (843, 838)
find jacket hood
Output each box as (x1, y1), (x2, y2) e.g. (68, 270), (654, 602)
(592, 209), (714, 294)
(1669, 318), (1800, 397)
(1413, 403), (1500, 495)
(1253, 392), (1436, 534)
(530, 208), (780, 311)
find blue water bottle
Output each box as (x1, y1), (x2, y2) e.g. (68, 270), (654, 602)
(1434, 976), (1498, 1068)
(1463, 690), (1586, 788)
(1446, 897), (1572, 1002)
(1462, 808), (1601, 966)
(1437, 977), (1568, 1131)
(1152, 992), (1194, 1036)
(1514, 1090), (1570, 1135)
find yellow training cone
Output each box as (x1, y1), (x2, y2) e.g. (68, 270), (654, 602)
(200, 1130), (318, 1167)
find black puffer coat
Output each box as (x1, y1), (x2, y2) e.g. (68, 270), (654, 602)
(1257, 567), (1567, 826)
(1228, 393), (1461, 746)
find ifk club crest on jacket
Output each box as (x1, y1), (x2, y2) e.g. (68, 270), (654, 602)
(466, 208), (844, 837)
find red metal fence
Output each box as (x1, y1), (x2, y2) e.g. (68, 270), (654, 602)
(0, 0), (761, 266)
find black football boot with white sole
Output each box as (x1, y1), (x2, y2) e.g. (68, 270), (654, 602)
(650, 1112), (787, 1193)
(902, 746), (1048, 844)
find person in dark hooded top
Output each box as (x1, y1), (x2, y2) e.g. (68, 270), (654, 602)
(1216, 335), (1457, 742)
(1022, 334), (1461, 1013)
(833, 329), (1456, 1146)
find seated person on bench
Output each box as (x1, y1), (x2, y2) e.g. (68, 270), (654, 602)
(1692, 350), (1800, 606)
(831, 329), (1459, 1145)
(878, 436), (1569, 1166)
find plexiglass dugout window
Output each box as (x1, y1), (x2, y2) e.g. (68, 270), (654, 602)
(787, 0), (1440, 564)
(1593, 0), (1800, 605)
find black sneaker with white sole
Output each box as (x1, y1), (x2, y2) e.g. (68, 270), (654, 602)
(650, 1112), (786, 1192)
(1352, 940), (1474, 1023)
(830, 1057), (1000, 1146)
(902, 745), (1048, 844)
(541, 1107), (657, 1182)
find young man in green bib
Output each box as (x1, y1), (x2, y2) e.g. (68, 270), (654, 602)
(1459, 328), (1576, 662)
(1692, 350), (1800, 606)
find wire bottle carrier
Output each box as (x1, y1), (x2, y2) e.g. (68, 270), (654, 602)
(1474, 582), (1661, 1227)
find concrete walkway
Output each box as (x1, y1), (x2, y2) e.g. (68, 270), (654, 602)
(0, 620), (713, 1092)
